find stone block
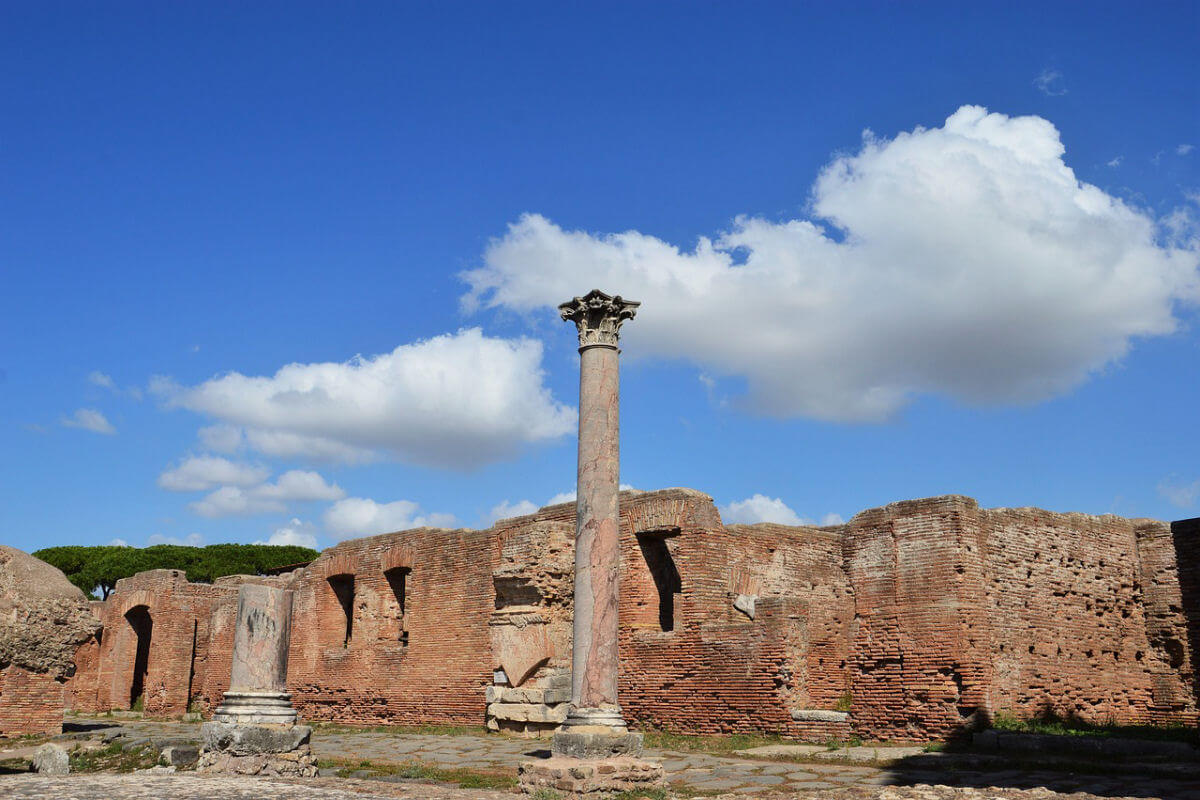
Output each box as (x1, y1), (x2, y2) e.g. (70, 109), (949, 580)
(538, 670), (572, 691)
(488, 702), (568, 724)
(790, 708), (849, 722)
(161, 745), (200, 768)
(488, 686), (548, 704)
(200, 721), (311, 756)
(32, 743), (69, 775)
(542, 687), (571, 704)
(551, 730), (644, 759)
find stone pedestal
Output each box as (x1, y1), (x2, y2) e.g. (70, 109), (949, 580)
(197, 720), (317, 777)
(519, 291), (662, 797)
(199, 584), (313, 776)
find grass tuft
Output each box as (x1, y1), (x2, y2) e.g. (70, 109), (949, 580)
(990, 711), (1198, 745)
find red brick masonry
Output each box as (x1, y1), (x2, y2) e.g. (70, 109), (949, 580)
(67, 490), (1199, 741)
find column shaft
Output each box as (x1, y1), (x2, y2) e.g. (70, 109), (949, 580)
(573, 344), (621, 711)
(229, 584), (292, 693)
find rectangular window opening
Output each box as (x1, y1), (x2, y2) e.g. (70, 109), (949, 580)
(637, 533), (682, 632)
(384, 567), (411, 645)
(327, 573), (355, 646)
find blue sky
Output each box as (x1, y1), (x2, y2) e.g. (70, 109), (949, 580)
(2, 2), (1197, 553)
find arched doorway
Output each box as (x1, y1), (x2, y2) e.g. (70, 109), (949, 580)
(124, 605), (152, 710)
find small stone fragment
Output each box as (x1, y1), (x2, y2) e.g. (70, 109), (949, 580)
(31, 743), (69, 775)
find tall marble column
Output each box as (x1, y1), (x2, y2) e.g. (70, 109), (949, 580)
(557, 290), (638, 734)
(520, 291), (662, 793)
(213, 583), (298, 724)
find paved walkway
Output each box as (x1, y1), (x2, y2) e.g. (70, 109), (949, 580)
(8, 719), (1198, 799)
(0, 774), (1185, 800)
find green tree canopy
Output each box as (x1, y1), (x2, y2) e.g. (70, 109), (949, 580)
(33, 543), (319, 600)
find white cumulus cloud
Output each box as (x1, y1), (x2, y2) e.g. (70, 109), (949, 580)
(721, 495), (843, 527)
(188, 469), (344, 517)
(255, 518), (320, 550)
(155, 328), (575, 468)
(324, 497), (456, 539)
(463, 106), (1200, 422)
(487, 499), (539, 523)
(61, 408), (116, 435)
(722, 494), (804, 525)
(158, 456), (270, 492)
(198, 424), (244, 453)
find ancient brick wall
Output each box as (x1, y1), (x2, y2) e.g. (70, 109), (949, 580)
(64, 627), (102, 713)
(70, 490), (1198, 742)
(0, 666), (65, 735)
(843, 496), (994, 740)
(88, 570), (238, 717)
(981, 507), (1195, 727)
(286, 527), (496, 726)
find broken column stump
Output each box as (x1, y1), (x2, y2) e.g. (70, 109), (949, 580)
(197, 583), (316, 777)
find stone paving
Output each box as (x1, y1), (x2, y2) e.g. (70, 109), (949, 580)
(2, 719), (1198, 799)
(0, 774), (1189, 800)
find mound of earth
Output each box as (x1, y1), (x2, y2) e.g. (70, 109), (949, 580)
(0, 546), (100, 678)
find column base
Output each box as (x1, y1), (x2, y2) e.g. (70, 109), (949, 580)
(197, 721), (316, 777)
(212, 690), (298, 725)
(519, 756), (664, 799)
(554, 706), (643, 758)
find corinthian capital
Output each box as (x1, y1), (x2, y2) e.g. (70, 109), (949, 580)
(558, 290), (640, 349)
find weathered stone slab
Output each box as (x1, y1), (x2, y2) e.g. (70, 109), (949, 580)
(551, 730), (644, 759)
(200, 721), (311, 756)
(487, 702), (568, 723)
(790, 708), (850, 722)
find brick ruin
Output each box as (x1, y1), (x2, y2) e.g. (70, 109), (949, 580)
(64, 489), (1200, 741)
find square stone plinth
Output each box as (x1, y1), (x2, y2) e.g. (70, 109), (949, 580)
(197, 721), (317, 777)
(519, 756), (664, 799)
(552, 730), (644, 759)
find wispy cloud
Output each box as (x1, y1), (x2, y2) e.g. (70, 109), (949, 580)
(61, 408), (116, 435)
(89, 371), (143, 400)
(1106, 156), (1123, 168)
(1178, 144), (1194, 156)
(1033, 69), (1067, 96)
(1159, 477), (1200, 509)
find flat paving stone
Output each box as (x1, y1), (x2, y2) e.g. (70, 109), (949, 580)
(741, 773), (786, 784)
(688, 777), (747, 790)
